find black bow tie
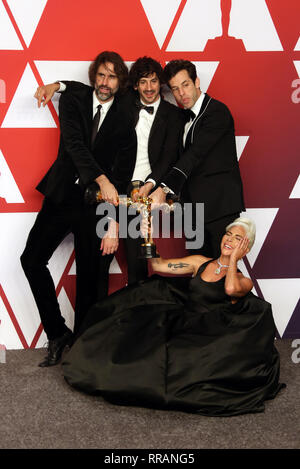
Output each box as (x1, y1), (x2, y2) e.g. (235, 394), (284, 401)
(184, 109), (196, 121)
(135, 101), (154, 114)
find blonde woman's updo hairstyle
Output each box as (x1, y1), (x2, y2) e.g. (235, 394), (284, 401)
(226, 217), (256, 250)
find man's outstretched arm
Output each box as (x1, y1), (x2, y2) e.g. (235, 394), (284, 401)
(34, 82), (60, 107)
(34, 81), (88, 107)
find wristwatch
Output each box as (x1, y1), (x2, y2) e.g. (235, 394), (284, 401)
(161, 185), (172, 194)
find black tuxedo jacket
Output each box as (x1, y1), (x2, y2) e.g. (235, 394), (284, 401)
(36, 85), (136, 204)
(162, 94), (245, 223)
(124, 90), (185, 186)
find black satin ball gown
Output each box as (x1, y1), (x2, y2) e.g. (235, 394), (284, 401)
(62, 260), (285, 416)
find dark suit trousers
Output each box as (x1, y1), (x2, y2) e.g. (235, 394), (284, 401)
(123, 213), (148, 285)
(20, 185), (113, 339)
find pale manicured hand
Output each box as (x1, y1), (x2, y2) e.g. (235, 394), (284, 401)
(100, 219), (119, 255)
(34, 83), (59, 108)
(96, 175), (119, 206)
(137, 182), (153, 200)
(231, 237), (249, 262)
(148, 186), (166, 209)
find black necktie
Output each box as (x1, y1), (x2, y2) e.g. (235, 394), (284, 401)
(91, 104), (102, 146)
(184, 108), (196, 122)
(135, 101), (154, 114)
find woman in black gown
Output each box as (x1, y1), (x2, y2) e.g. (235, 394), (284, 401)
(62, 217), (285, 416)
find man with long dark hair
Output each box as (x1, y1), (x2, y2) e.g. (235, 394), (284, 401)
(21, 51), (136, 367)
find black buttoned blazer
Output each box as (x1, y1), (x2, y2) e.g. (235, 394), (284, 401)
(36, 85), (136, 204)
(162, 94), (245, 223)
(121, 89), (185, 187)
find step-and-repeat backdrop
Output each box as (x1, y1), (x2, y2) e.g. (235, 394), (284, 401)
(0, 0), (299, 349)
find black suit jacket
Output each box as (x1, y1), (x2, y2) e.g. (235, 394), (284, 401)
(162, 94), (245, 223)
(124, 90), (185, 186)
(36, 85), (136, 204)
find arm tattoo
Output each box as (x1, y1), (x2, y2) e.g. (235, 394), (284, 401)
(168, 262), (189, 269)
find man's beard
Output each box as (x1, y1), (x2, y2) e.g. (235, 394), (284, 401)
(95, 85), (117, 101)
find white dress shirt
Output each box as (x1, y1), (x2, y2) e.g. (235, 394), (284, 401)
(72, 91), (113, 184)
(92, 91), (114, 129)
(58, 82), (113, 130)
(132, 97), (161, 187)
(59, 82), (159, 187)
(183, 92), (206, 147)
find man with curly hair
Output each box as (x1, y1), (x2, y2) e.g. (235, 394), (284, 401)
(123, 56), (184, 284)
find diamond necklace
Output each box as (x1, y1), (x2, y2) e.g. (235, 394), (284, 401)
(215, 258), (229, 275)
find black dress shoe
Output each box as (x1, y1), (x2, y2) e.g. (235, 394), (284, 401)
(38, 330), (73, 367)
